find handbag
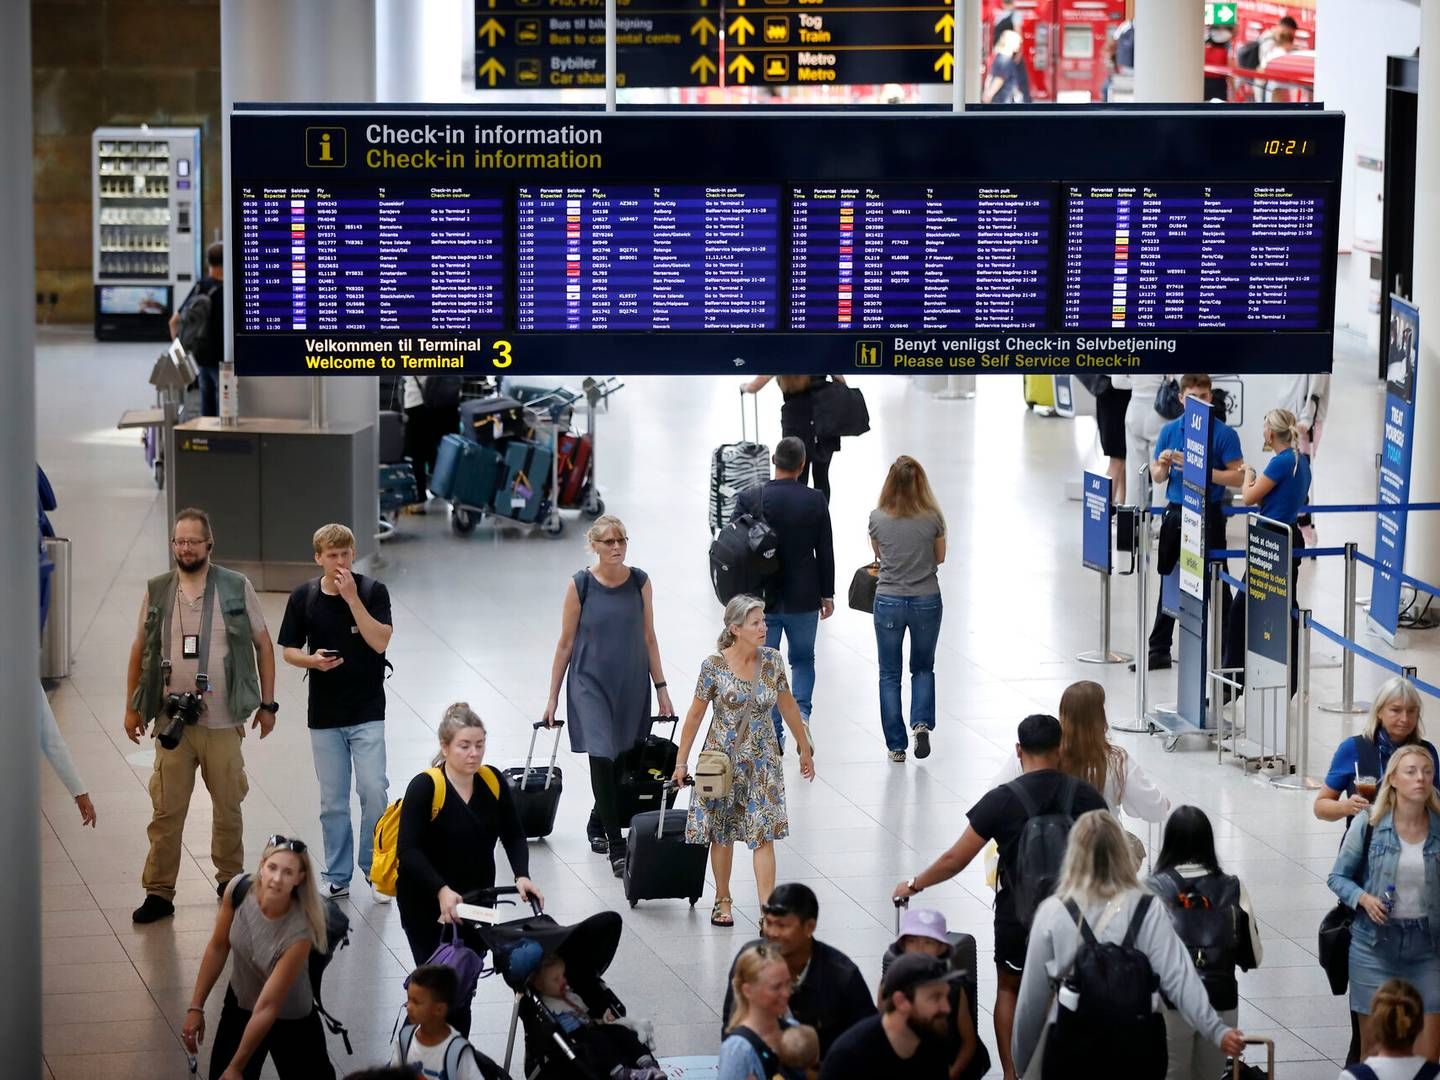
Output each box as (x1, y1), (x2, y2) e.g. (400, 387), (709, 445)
(1317, 821), (1373, 995)
(1154, 376), (1184, 420)
(848, 561), (879, 613)
(811, 381), (870, 440)
(694, 706), (734, 800)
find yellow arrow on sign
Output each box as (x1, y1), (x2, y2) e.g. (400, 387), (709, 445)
(477, 17), (505, 46)
(690, 16), (717, 44)
(933, 12), (954, 42)
(728, 15), (756, 45)
(691, 54), (717, 82)
(478, 56), (507, 86)
(728, 52), (755, 83)
(933, 51), (954, 79)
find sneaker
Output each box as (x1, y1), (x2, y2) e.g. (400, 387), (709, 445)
(913, 729), (931, 759)
(132, 894), (175, 924)
(368, 879), (392, 905)
(216, 880), (229, 902)
(326, 882), (350, 900)
(888, 749), (907, 763)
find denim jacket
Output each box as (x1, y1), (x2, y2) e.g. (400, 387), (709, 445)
(1327, 808), (1440, 949)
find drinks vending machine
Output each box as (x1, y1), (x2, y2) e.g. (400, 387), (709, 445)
(92, 125), (204, 341)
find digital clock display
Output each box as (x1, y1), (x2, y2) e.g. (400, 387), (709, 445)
(1257, 138), (1314, 156)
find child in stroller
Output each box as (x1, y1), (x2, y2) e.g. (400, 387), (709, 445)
(476, 905), (664, 1080)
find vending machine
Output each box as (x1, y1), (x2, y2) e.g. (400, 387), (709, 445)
(982, 0), (1126, 104)
(93, 125), (204, 341)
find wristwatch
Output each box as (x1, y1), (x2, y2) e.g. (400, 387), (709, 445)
(259, 701), (280, 714)
(907, 876), (923, 894)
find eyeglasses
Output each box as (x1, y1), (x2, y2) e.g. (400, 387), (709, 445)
(266, 834), (307, 853)
(171, 538), (208, 548)
(597, 537), (628, 547)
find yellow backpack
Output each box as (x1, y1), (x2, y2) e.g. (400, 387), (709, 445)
(371, 765), (500, 897)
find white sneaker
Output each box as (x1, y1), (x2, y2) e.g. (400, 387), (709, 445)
(369, 880), (392, 905)
(326, 882), (350, 900)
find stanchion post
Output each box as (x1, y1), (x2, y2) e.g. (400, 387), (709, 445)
(1274, 609), (1320, 789)
(1078, 570), (1132, 664)
(1207, 559), (1224, 734)
(1114, 469), (1152, 734)
(1320, 542), (1369, 715)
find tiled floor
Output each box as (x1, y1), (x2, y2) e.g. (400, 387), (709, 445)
(35, 324), (1440, 1079)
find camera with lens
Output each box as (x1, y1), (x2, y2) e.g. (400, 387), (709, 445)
(157, 672), (208, 750)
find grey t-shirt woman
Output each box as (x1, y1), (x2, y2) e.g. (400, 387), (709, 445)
(869, 509), (945, 597)
(228, 886), (315, 1019)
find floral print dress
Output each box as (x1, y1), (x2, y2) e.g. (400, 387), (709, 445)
(686, 647), (791, 849)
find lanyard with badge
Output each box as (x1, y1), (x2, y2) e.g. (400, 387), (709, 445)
(162, 571), (217, 695)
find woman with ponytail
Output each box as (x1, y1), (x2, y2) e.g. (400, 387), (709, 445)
(396, 703), (543, 1034)
(673, 596), (815, 927)
(1342, 979), (1436, 1079)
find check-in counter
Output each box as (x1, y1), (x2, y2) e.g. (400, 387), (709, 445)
(172, 418), (376, 591)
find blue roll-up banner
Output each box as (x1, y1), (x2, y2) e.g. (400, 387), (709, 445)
(1175, 396), (1213, 730)
(1369, 295), (1419, 643)
(1082, 471), (1112, 574)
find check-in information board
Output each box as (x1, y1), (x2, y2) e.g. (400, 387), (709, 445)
(230, 107), (1343, 376)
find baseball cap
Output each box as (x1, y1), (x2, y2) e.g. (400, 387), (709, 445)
(896, 908), (952, 950)
(880, 953), (962, 999)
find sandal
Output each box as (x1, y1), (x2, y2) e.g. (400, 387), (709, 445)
(710, 896), (735, 927)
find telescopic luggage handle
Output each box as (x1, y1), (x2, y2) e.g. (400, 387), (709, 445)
(893, 895), (909, 934)
(658, 776), (695, 839)
(527, 719), (564, 790)
(1232, 1036), (1274, 1079)
(739, 386), (761, 444)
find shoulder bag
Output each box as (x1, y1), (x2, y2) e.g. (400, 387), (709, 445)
(694, 665), (735, 799)
(1318, 820), (1373, 995)
(1154, 376), (1184, 420)
(848, 561), (879, 613)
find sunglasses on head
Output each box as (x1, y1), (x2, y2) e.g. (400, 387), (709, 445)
(266, 834), (307, 854)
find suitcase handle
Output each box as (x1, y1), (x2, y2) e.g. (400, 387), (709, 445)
(893, 895), (909, 934)
(525, 721), (565, 790)
(659, 777), (694, 839)
(1232, 1036), (1273, 1079)
(739, 386), (761, 444)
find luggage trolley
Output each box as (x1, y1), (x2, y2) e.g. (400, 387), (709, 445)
(448, 378), (622, 538)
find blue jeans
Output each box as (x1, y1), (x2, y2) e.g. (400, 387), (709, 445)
(310, 723), (389, 887)
(765, 608), (818, 745)
(196, 365), (219, 417)
(873, 593), (942, 751)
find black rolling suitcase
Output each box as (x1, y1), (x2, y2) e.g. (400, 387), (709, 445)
(624, 780), (707, 908)
(890, 898), (981, 1036)
(615, 717), (680, 825)
(504, 721), (564, 840)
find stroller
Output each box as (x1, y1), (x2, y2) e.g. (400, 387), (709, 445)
(467, 889), (656, 1080)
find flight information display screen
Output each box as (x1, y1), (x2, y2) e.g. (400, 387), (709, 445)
(1062, 183), (1327, 330)
(238, 183), (506, 332)
(515, 185), (780, 331)
(788, 184), (1050, 332)
(230, 109), (1345, 375)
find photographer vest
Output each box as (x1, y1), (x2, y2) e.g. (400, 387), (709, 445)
(132, 565), (261, 725)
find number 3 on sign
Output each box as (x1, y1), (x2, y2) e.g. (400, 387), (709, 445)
(491, 340), (513, 368)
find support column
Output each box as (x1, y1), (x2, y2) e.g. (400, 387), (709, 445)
(1, 0), (42, 1072)
(1405, 3), (1440, 586)
(1133, 0), (1203, 103)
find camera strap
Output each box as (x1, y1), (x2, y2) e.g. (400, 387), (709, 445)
(161, 570), (218, 688)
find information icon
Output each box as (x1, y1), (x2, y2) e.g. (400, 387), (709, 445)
(305, 127), (346, 168)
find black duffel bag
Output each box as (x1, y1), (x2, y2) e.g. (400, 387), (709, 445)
(812, 381), (870, 440)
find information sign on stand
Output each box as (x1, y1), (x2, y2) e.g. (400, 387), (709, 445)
(1173, 396), (1212, 730)
(1082, 471), (1112, 573)
(1368, 295), (1419, 644)
(1244, 514), (1293, 757)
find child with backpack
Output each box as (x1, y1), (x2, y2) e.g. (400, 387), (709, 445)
(1012, 811), (1246, 1080)
(895, 714), (1107, 1080)
(392, 965), (495, 1080)
(1344, 979), (1440, 1080)
(1147, 806), (1262, 1080)
(182, 836), (338, 1080)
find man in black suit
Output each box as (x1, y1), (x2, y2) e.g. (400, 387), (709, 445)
(735, 436), (835, 748)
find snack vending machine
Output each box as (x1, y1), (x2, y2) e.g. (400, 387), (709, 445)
(93, 125), (203, 340)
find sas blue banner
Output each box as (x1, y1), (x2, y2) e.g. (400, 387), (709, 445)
(1082, 471), (1112, 574)
(1370, 295), (1419, 640)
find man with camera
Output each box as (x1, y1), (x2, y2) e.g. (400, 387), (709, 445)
(125, 508), (277, 924)
(278, 523), (393, 903)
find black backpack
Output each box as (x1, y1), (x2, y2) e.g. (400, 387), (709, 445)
(1346, 1064), (1440, 1080)
(231, 874), (353, 1053)
(708, 487), (780, 605)
(176, 283), (215, 355)
(1151, 869), (1242, 1010)
(421, 375), (463, 409)
(1005, 776), (1080, 926)
(1235, 39), (1262, 69)
(1060, 895), (1159, 1024)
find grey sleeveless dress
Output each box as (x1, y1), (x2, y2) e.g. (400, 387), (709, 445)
(564, 567), (651, 760)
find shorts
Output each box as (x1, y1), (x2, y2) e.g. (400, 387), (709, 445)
(1095, 386), (1132, 459)
(1350, 919), (1440, 1014)
(994, 908), (1028, 973)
